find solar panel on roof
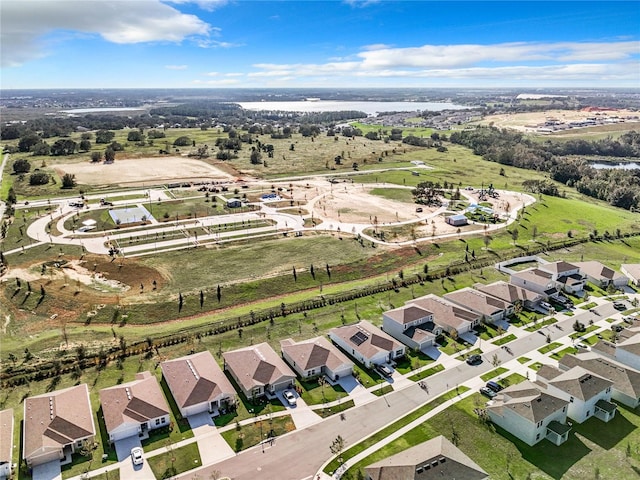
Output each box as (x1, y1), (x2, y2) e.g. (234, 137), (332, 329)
(350, 331), (368, 346)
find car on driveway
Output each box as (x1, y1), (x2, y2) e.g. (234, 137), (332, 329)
(283, 390), (297, 406)
(480, 386), (497, 398)
(466, 354), (482, 365)
(613, 301), (626, 311)
(376, 364), (393, 377)
(131, 447), (144, 466)
(486, 381), (503, 392)
(576, 342), (591, 351)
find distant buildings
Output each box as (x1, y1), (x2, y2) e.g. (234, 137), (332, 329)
(328, 320), (405, 368)
(280, 336), (354, 382)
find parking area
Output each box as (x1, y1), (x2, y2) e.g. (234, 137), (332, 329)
(32, 461), (61, 480)
(114, 435), (143, 462)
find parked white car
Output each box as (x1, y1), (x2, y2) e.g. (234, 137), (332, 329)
(283, 390), (297, 406)
(131, 447), (144, 466)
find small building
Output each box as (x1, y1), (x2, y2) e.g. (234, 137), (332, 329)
(161, 351), (236, 418)
(382, 304), (442, 350)
(364, 435), (488, 480)
(574, 261), (628, 289)
(443, 288), (513, 325)
(99, 372), (170, 443)
(409, 294), (480, 337)
(223, 343), (296, 400)
(621, 264), (640, 287)
(474, 281), (543, 311)
(280, 336), (354, 381)
(536, 365), (616, 424)
(328, 320), (405, 368)
(560, 353), (640, 408)
(23, 384), (96, 468)
(486, 380), (570, 446)
(226, 198), (242, 208)
(538, 260), (585, 294)
(445, 214), (468, 226)
(0, 409), (14, 479)
(612, 332), (640, 371)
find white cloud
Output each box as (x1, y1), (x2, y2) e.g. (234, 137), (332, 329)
(247, 41), (640, 85)
(166, 0), (227, 11)
(165, 65), (188, 70)
(192, 78), (241, 85)
(1, 0), (212, 67)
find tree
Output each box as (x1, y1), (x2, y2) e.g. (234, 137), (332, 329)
(61, 173), (77, 189)
(51, 139), (77, 156)
(127, 130), (144, 142)
(292, 266), (297, 282)
(6, 187), (17, 205)
(510, 228), (519, 245)
(18, 133), (41, 152)
(330, 435), (345, 465)
(79, 139), (91, 151)
(12, 158), (31, 174)
(174, 136), (191, 146)
(217, 284), (221, 302)
(95, 130), (115, 144)
(29, 172), (50, 185)
(250, 149), (263, 165)
(32, 141), (51, 156)
(491, 353), (502, 368)
(104, 148), (116, 163)
(310, 264), (315, 280)
(200, 290), (204, 308)
(483, 235), (492, 249)
(90, 151), (102, 162)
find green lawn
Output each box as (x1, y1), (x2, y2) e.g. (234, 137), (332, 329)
(517, 357), (531, 364)
(455, 348), (483, 361)
(297, 378), (347, 405)
(394, 349), (434, 374)
(538, 342), (563, 354)
(481, 367), (508, 381)
(315, 399), (355, 418)
(408, 364), (445, 382)
(569, 324), (600, 339)
(550, 346), (579, 360)
(580, 302), (598, 310)
(524, 317), (558, 331)
(343, 395), (640, 480)
(371, 384), (394, 396)
(492, 333), (517, 345)
(221, 415), (296, 452)
(147, 443), (201, 479)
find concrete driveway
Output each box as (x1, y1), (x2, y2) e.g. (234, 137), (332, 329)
(187, 412), (235, 465)
(32, 461), (61, 480)
(114, 435), (142, 462)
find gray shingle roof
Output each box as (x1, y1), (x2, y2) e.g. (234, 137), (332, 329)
(487, 380), (568, 424)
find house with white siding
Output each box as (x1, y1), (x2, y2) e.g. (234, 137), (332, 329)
(621, 264), (640, 287)
(560, 353), (640, 409)
(328, 320), (405, 368)
(161, 351), (236, 418)
(99, 372), (170, 443)
(443, 288), (513, 325)
(382, 304), (442, 350)
(280, 336), (354, 381)
(0, 409), (14, 479)
(474, 281), (544, 311)
(486, 380), (570, 446)
(574, 261), (628, 289)
(409, 294), (480, 336)
(536, 365), (616, 424)
(223, 343), (296, 400)
(23, 385), (95, 467)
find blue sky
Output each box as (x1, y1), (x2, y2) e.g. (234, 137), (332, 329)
(1, 0), (639, 89)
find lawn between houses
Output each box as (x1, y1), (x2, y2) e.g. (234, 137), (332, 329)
(340, 394), (640, 480)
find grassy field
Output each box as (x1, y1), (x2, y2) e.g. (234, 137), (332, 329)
(220, 414), (295, 452)
(148, 443), (201, 479)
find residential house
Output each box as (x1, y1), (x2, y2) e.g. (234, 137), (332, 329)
(23, 384), (95, 468)
(486, 380), (570, 446)
(538, 260), (585, 294)
(509, 269), (558, 298)
(574, 261), (628, 289)
(161, 351), (236, 418)
(99, 372), (170, 443)
(364, 435), (488, 480)
(612, 332), (640, 371)
(223, 343), (296, 400)
(474, 281), (544, 311)
(621, 264), (640, 287)
(536, 365), (616, 423)
(560, 353), (640, 408)
(0, 409), (13, 479)
(328, 320), (405, 368)
(382, 304), (442, 350)
(280, 336), (354, 382)
(443, 288), (513, 325)
(409, 294), (480, 337)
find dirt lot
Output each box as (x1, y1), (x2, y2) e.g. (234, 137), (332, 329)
(481, 109), (640, 132)
(54, 156), (234, 186)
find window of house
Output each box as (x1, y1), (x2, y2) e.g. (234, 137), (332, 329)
(161, 417), (166, 424)
(536, 433), (540, 440)
(155, 418), (161, 425)
(586, 410), (590, 417)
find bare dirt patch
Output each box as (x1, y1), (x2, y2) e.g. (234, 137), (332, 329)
(481, 109), (640, 132)
(54, 157), (234, 186)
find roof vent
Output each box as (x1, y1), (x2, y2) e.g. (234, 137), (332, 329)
(416, 467), (424, 474)
(125, 387), (132, 401)
(439, 457), (446, 464)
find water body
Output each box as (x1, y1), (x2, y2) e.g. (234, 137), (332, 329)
(60, 107), (146, 113)
(237, 100), (467, 115)
(590, 162), (640, 170)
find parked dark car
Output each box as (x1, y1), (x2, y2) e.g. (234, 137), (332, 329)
(466, 354), (482, 365)
(486, 381), (503, 392)
(480, 387), (497, 398)
(376, 364), (393, 377)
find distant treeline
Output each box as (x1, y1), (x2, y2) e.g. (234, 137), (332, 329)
(450, 127), (640, 210)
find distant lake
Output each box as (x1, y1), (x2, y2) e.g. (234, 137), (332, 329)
(237, 100), (467, 115)
(60, 107), (146, 113)
(590, 162), (640, 170)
